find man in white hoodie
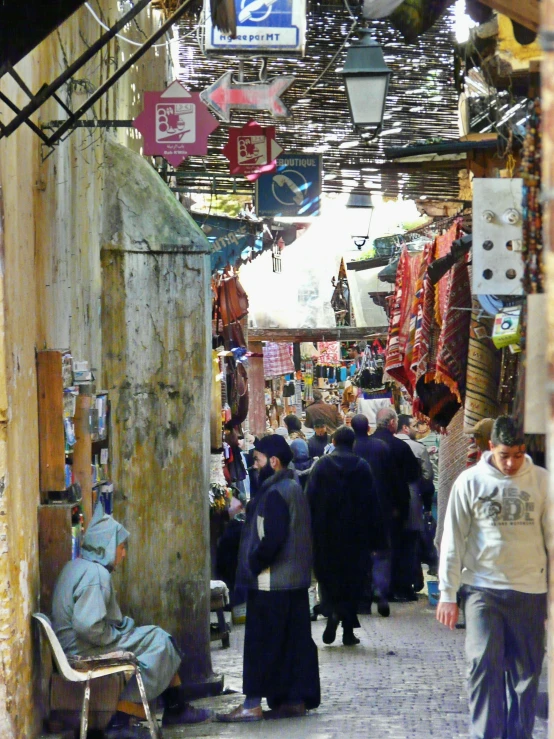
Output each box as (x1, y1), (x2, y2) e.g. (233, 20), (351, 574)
(437, 416), (548, 739)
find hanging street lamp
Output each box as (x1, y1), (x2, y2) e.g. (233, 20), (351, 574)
(346, 187), (374, 249)
(337, 28), (392, 139)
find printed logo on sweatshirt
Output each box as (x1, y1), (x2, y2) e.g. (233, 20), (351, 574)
(478, 487), (535, 526)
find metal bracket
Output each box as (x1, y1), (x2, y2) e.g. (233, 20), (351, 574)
(0, 0), (193, 148)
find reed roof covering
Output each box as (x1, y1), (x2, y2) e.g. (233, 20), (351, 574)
(173, 3), (460, 200)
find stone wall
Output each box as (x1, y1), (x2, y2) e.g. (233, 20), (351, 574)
(0, 4), (179, 734)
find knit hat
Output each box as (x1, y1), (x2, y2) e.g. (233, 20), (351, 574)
(467, 418), (495, 452)
(255, 434), (294, 467)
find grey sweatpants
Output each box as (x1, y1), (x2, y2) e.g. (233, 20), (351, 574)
(462, 585), (546, 739)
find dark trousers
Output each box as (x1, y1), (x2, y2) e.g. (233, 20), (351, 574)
(370, 549), (391, 599)
(462, 585), (546, 739)
(390, 522), (419, 596)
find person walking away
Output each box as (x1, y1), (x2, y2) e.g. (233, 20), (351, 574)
(290, 437), (315, 491)
(437, 416), (548, 739)
(395, 414), (434, 595)
(218, 434), (320, 722)
(351, 413), (394, 617)
(52, 503), (211, 739)
(308, 419), (329, 459)
(306, 426), (386, 646)
(305, 389), (342, 432)
(282, 413), (307, 442)
(372, 407), (420, 601)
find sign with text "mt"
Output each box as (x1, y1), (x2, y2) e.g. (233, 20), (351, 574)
(200, 71), (294, 123)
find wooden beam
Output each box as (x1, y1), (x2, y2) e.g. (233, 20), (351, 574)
(478, 0), (539, 32)
(248, 327), (388, 343)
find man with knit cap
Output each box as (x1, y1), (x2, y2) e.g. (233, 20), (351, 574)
(218, 433), (320, 722)
(437, 416), (548, 739)
(52, 503), (211, 738)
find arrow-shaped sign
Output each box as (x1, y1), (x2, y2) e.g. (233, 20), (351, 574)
(200, 71), (295, 123)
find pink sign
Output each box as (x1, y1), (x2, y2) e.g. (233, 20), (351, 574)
(222, 120), (283, 181)
(133, 80), (220, 166)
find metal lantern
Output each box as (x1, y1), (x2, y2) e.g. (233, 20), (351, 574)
(337, 29), (391, 136)
(346, 188), (374, 249)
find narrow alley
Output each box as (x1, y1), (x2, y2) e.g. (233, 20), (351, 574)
(164, 598), (549, 739)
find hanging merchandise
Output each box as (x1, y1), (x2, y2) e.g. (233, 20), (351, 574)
(263, 342), (295, 378)
(317, 341), (341, 364)
(352, 345), (385, 391)
(225, 355), (249, 427)
(213, 271), (249, 350)
(521, 98), (543, 294)
(300, 342), (319, 360)
(491, 307), (522, 350)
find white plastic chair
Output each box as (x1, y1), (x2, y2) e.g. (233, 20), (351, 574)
(33, 613), (161, 739)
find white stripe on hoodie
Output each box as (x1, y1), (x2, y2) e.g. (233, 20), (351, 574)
(439, 452), (548, 603)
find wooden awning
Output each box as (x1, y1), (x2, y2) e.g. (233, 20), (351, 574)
(248, 327), (388, 343)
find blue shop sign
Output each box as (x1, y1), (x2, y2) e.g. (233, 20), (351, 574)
(203, 0), (306, 55)
(255, 154), (322, 217)
(191, 213), (258, 272)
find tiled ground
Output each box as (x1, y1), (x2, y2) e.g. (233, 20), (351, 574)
(41, 594), (548, 739)
(163, 596), (548, 739)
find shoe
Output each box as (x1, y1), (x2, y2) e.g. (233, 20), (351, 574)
(377, 598), (390, 618)
(322, 613), (340, 644)
(342, 630), (360, 646)
(162, 703), (213, 726)
(264, 702), (306, 719)
(216, 704), (263, 722)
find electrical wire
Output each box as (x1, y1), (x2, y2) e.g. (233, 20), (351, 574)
(292, 18), (358, 102)
(85, 2), (171, 48)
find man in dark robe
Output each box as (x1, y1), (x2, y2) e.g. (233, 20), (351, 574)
(372, 407), (420, 601)
(306, 425), (386, 646)
(351, 413), (395, 617)
(217, 434), (320, 722)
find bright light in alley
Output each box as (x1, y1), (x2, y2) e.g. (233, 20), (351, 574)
(454, 0), (476, 43)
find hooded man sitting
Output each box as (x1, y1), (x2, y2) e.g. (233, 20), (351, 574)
(52, 503), (211, 738)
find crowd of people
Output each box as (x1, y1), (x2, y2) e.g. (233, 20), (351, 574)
(49, 393), (548, 739)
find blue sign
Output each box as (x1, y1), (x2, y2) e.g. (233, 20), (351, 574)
(191, 213), (260, 272)
(255, 154), (322, 217)
(203, 0), (306, 55)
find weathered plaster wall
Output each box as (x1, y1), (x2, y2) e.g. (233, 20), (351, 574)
(101, 141), (213, 683)
(0, 3), (174, 734)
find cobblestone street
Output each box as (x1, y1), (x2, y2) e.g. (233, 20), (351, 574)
(165, 597), (548, 739)
(42, 594), (549, 739)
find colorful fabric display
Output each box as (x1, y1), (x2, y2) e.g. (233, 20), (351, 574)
(317, 341), (341, 364)
(263, 342), (295, 378)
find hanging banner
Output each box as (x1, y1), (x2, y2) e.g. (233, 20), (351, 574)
(133, 80), (219, 166)
(255, 153), (322, 217)
(203, 0), (307, 56)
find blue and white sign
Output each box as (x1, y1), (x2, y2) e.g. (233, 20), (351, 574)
(203, 0), (306, 55)
(255, 154), (322, 217)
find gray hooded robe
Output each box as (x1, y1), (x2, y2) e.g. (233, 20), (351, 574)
(52, 503), (181, 702)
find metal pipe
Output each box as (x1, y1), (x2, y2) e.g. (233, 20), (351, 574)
(42, 119), (134, 129)
(0, 0), (152, 140)
(46, 0), (195, 147)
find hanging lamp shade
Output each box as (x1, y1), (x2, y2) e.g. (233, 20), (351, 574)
(337, 29), (391, 135)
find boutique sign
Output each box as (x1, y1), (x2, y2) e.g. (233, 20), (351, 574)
(203, 0), (306, 55)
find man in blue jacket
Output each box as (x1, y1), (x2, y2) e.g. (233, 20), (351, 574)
(217, 433), (320, 722)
